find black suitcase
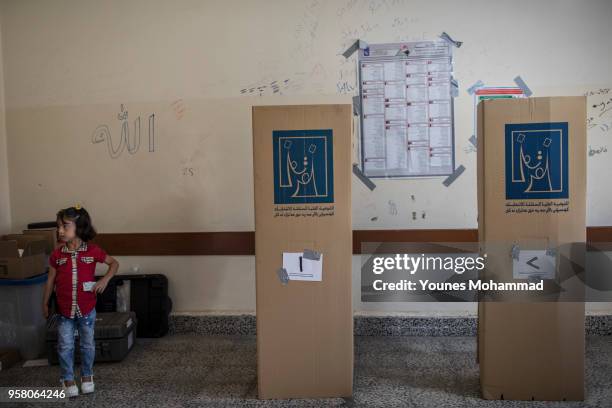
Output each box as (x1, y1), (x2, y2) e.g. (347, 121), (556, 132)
(96, 274), (172, 338)
(46, 312), (137, 364)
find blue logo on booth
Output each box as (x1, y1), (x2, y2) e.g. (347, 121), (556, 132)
(273, 129), (334, 204)
(505, 122), (568, 200)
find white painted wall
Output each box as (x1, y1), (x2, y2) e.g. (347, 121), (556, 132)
(0, 18), (11, 234)
(1, 0), (610, 315)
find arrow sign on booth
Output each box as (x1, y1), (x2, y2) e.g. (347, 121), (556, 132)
(526, 256), (540, 270)
(513, 251), (555, 280)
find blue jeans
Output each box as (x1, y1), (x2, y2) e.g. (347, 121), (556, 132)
(57, 308), (96, 382)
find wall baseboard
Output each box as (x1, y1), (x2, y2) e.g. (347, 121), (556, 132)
(168, 314), (612, 336)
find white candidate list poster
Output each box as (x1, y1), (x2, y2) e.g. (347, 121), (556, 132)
(358, 41), (456, 178)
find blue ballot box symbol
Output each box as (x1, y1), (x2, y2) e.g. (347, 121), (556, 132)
(273, 129), (334, 204)
(505, 122), (568, 199)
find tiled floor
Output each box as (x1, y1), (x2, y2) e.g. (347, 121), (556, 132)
(1, 335), (610, 407)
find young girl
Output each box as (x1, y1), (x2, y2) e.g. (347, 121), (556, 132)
(42, 205), (119, 397)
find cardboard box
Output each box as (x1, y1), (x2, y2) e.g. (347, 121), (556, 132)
(23, 228), (58, 254)
(477, 97), (586, 400)
(252, 105), (353, 399)
(0, 348), (21, 371)
(0, 235), (48, 279)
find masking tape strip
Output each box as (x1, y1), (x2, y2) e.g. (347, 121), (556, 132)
(277, 267), (289, 285)
(352, 164), (376, 191)
(439, 32), (463, 48)
(513, 75), (532, 97)
(466, 80), (485, 95)
(343, 39), (368, 59)
(442, 164), (465, 187)
(352, 95), (361, 116)
(303, 249), (321, 261)
(451, 79), (459, 97)
(469, 135), (477, 147)
(511, 244), (520, 260)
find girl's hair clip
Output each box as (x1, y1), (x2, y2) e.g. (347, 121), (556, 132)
(74, 204), (81, 210)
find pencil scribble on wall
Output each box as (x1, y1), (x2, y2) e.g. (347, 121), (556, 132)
(586, 88), (612, 133)
(240, 79), (292, 96)
(171, 99), (186, 120)
(92, 104), (156, 159)
(463, 144), (477, 154)
(148, 113), (155, 152)
(388, 200), (398, 216)
(589, 145), (608, 157)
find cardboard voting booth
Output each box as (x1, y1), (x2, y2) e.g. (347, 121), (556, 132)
(252, 104), (353, 399)
(477, 96), (586, 400)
